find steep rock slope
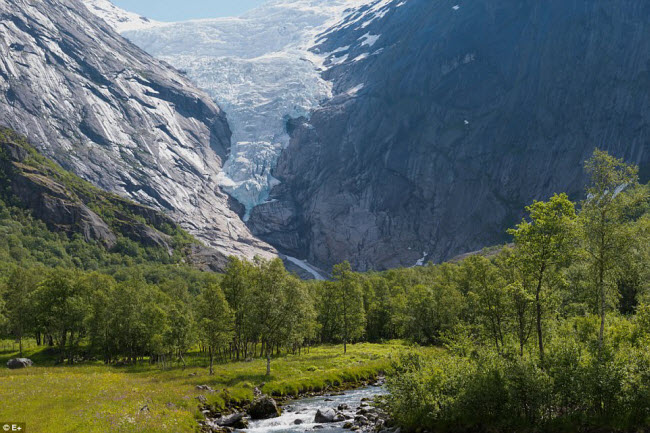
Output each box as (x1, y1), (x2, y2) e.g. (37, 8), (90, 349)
(85, 0), (161, 32)
(0, 0), (275, 261)
(249, 0), (650, 271)
(0, 127), (184, 255)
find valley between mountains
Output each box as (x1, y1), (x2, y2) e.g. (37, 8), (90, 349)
(0, 1), (649, 433)
(92, 0), (649, 272)
(1, 0), (647, 272)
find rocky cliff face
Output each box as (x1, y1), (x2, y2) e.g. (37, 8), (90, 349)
(0, 128), (176, 254)
(0, 0), (275, 262)
(249, 0), (650, 271)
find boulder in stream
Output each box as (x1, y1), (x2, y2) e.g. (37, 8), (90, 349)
(314, 407), (336, 423)
(248, 395), (281, 419)
(213, 412), (248, 429)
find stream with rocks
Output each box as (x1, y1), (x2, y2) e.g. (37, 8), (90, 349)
(243, 385), (389, 433)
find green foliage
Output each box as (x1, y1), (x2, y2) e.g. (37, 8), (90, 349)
(387, 316), (650, 432)
(0, 260), (224, 366)
(403, 283), (464, 345)
(212, 257), (318, 374)
(323, 261), (366, 352)
(463, 255), (509, 350)
(508, 193), (577, 361)
(580, 150), (643, 349)
(0, 195), (197, 272)
(197, 283), (233, 373)
(2, 267), (41, 356)
(34, 268), (92, 362)
(508, 193), (577, 269)
(383, 150), (650, 432)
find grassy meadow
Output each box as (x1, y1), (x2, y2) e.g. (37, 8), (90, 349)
(0, 341), (403, 433)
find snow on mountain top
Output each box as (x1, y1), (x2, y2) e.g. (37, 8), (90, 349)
(321, 0), (394, 35)
(85, 0), (161, 32)
(121, 0), (372, 59)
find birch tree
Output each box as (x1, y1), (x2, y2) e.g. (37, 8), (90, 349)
(508, 193), (576, 362)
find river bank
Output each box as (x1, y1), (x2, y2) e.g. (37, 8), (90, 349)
(1, 343), (400, 433)
(202, 376), (396, 433)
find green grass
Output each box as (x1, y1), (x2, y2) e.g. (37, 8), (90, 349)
(0, 342), (404, 433)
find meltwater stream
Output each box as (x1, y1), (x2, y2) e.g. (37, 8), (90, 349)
(243, 386), (386, 433)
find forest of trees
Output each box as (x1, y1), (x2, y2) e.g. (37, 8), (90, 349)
(1, 150), (649, 430)
(384, 150), (650, 432)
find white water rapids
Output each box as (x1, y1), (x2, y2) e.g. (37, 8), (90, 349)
(244, 386), (386, 433)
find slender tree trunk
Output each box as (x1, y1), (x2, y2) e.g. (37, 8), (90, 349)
(597, 211), (607, 355)
(68, 331), (74, 365)
(266, 351), (271, 376)
(598, 258), (606, 354)
(60, 331), (67, 364)
(497, 315), (505, 350)
(209, 346), (214, 375)
(19, 335), (23, 357)
(517, 313), (524, 357)
(531, 261), (547, 365)
(535, 277), (544, 364)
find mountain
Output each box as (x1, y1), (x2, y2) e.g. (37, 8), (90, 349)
(248, 0), (650, 270)
(117, 0), (368, 217)
(0, 0), (275, 265)
(85, 0), (161, 32)
(0, 127), (191, 259)
(86, 0), (650, 271)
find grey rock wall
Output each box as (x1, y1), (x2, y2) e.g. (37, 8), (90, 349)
(250, 0), (650, 271)
(0, 0), (275, 262)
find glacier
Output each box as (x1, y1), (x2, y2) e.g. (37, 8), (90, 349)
(92, 0), (389, 218)
(84, 0), (407, 271)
